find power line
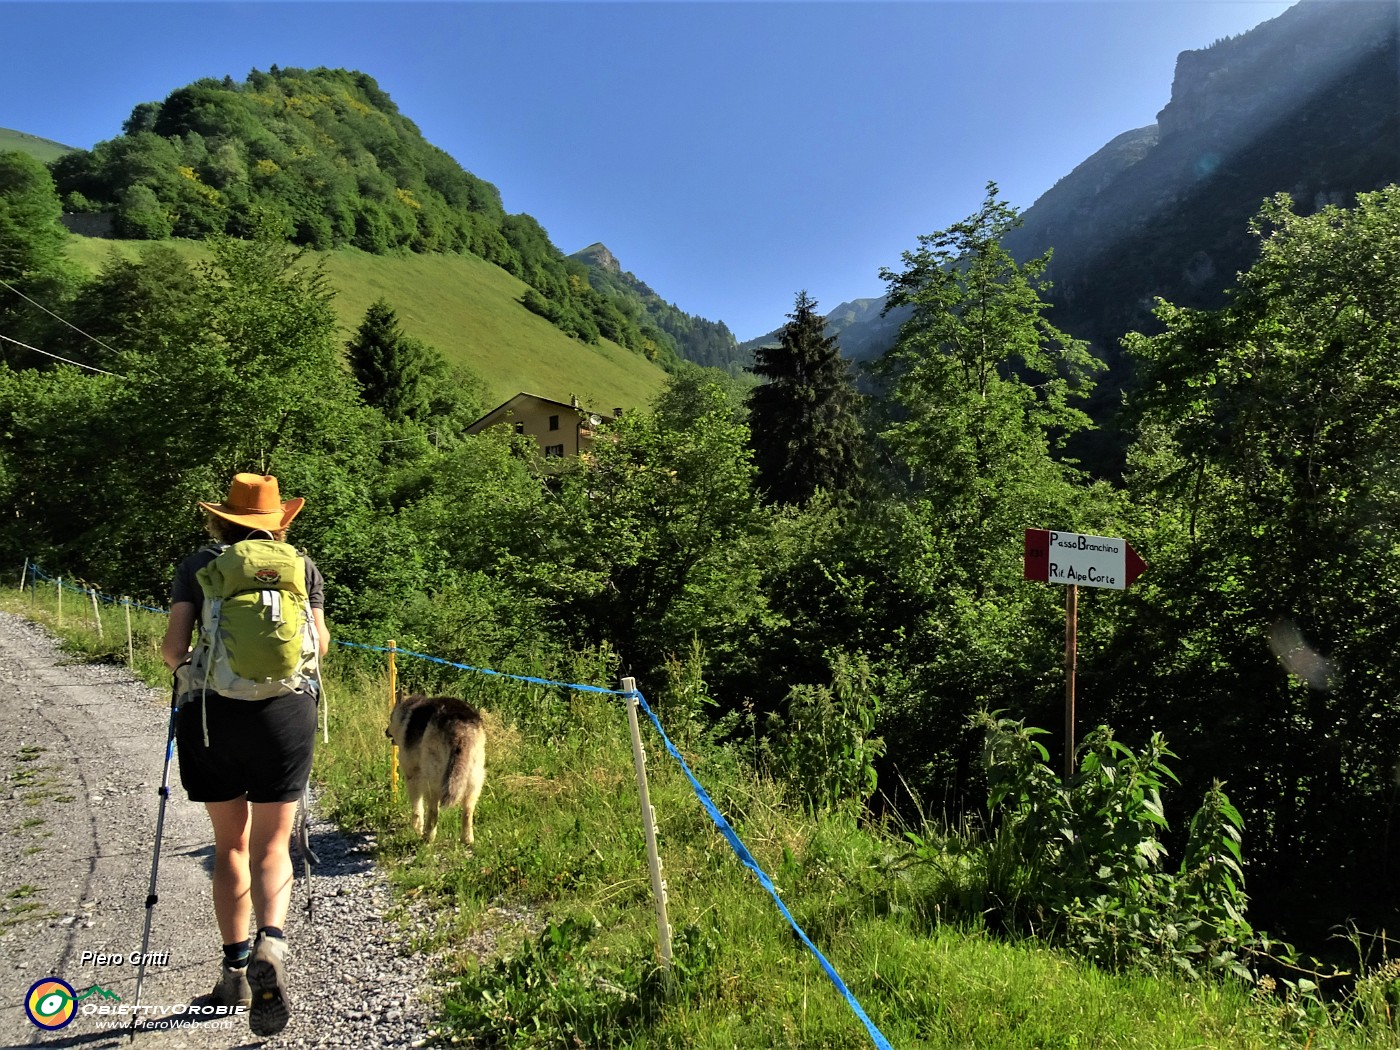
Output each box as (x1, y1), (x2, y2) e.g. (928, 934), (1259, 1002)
(0, 275), (123, 360)
(0, 333), (125, 378)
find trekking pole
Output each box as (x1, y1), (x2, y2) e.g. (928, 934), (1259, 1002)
(129, 681), (180, 1043)
(296, 779), (318, 921)
(318, 672), (329, 745)
(296, 667), (328, 921)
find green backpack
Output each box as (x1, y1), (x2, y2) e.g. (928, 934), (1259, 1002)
(189, 539), (319, 701)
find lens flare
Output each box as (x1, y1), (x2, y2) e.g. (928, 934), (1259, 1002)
(1269, 619), (1337, 691)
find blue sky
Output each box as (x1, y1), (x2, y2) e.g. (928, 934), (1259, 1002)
(2, 0), (1295, 341)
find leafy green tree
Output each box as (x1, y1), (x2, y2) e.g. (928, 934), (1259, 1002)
(877, 182), (1101, 507)
(0, 151), (80, 348)
(114, 184), (173, 239)
(747, 290), (867, 504)
(0, 230), (381, 602)
(554, 366), (770, 678)
(54, 245), (199, 370)
(866, 182), (1113, 809)
(392, 427), (562, 661)
(1113, 187), (1400, 932)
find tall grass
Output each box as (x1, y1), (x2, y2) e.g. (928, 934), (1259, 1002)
(4, 575), (1396, 1049)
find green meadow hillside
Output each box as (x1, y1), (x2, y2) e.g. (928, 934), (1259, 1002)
(43, 66), (735, 374)
(0, 127), (75, 164)
(63, 233), (669, 413)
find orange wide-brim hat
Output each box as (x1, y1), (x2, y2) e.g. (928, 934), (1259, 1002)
(199, 473), (305, 531)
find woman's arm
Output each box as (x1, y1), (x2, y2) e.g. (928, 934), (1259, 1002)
(313, 607), (330, 657)
(161, 601), (197, 670)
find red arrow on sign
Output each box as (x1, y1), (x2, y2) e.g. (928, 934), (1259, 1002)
(1124, 543), (1147, 588)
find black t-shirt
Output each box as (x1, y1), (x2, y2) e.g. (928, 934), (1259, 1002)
(170, 545), (326, 610)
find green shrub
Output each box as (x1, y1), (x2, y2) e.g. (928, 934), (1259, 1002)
(766, 650), (884, 815)
(904, 713), (1259, 980)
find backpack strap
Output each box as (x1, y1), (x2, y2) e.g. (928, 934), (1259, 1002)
(193, 546), (228, 748)
(200, 596), (225, 748)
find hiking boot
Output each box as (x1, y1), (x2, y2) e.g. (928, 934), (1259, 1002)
(246, 932), (291, 1036)
(211, 963), (251, 1008)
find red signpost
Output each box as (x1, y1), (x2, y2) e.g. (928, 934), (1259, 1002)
(1024, 529), (1147, 778)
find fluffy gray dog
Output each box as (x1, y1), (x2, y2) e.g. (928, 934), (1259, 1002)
(386, 694), (486, 845)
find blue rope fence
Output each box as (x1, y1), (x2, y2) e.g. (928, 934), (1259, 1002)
(18, 561), (895, 1049)
(627, 687), (895, 1050)
(28, 563), (170, 614)
(334, 639), (628, 696)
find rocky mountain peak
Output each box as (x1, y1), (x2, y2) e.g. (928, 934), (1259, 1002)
(573, 242), (622, 274)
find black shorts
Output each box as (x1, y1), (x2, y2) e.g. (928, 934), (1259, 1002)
(175, 690), (318, 803)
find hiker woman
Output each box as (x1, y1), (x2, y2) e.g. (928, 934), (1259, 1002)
(159, 473), (330, 1038)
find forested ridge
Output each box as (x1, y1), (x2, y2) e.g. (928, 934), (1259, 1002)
(4, 132), (1400, 1030)
(570, 243), (750, 376)
(45, 66), (732, 370)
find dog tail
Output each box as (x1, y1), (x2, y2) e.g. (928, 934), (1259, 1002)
(441, 741), (482, 806)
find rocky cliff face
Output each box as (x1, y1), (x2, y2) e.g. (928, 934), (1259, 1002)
(1157, 1), (1396, 142)
(824, 0), (1399, 469)
(1031, 0), (1397, 342)
(572, 241), (622, 275)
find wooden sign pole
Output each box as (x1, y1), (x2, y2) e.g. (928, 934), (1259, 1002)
(1027, 530), (1147, 781)
(1064, 583), (1078, 780)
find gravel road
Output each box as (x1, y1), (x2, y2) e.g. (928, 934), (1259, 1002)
(0, 611), (436, 1049)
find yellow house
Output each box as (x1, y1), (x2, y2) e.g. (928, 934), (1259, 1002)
(465, 392), (619, 459)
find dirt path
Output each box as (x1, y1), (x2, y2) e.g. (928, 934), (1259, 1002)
(0, 612), (432, 1049)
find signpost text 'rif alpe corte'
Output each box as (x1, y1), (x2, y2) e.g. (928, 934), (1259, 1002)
(1024, 529), (1147, 778)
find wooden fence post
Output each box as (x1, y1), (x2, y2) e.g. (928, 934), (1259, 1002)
(623, 676), (672, 968)
(57, 577), (63, 625)
(90, 588), (103, 638)
(123, 598), (134, 669)
(387, 640), (398, 798)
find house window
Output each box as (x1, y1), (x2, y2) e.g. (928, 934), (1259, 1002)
(548, 415), (560, 431)
(544, 443), (565, 458)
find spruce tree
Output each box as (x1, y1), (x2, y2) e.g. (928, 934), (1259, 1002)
(346, 298), (440, 423)
(747, 290), (866, 504)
